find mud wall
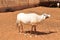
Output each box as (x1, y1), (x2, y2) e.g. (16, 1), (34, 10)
(0, 0), (59, 12)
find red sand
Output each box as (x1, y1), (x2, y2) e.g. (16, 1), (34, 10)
(0, 6), (60, 40)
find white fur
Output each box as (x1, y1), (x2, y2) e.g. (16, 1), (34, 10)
(16, 13), (51, 33)
(16, 13), (50, 24)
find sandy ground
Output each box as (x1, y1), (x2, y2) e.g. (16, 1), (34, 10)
(0, 6), (60, 40)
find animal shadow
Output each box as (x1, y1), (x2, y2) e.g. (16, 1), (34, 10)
(25, 31), (56, 35)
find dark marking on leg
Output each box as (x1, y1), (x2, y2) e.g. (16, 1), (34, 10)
(34, 26), (36, 33)
(31, 25), (36, 34)
(31, 26), (34, 34)
(20, 23), (23, 33)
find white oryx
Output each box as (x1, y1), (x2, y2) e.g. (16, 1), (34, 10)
(16, 13), (51, 33)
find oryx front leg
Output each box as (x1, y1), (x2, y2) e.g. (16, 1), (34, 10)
(30, 24), (36, 33)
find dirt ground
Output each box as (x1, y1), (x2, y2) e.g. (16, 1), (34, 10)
(0, 6), (60, 40)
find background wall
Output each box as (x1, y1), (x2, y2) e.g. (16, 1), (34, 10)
(0, 0), (59, 12)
